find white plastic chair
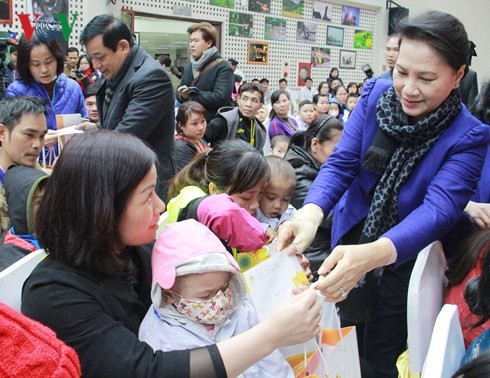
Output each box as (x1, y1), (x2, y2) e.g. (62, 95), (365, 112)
(407, 241), (448, 375)
(0, 249), (47, 311)
(421, 304), (465, 378)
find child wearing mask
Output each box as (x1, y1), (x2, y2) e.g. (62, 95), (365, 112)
(255, 156), (297, 244)
(328, 97), (344, 122)
(139, 219), (294, 378)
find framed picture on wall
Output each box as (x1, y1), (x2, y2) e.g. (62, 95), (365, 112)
(354, 30), (373, 49)
(121, 9), (135, 32)
(326, 26), (344, 47)
(297, 62), (311, 86)
(247, 41), (269, 65)
(341, 6), (360, 27)
(0, 0), (13, 24)
(249, 0), (270, 13)
(296, 21), (316, 44)
(282, 0), (303, 19)
(229, 11), (253, 38)
(210, 0), (235, 9)
(339, 50), (356, 69)
(265, 17), (287, 41)
(312, 1), (333, 22)
(27, 0), (68, 15)
(311, 47), (331, 68)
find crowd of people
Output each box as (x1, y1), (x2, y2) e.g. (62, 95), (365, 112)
(0, 9), (489, 378)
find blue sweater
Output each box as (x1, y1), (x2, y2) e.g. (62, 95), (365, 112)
(305, 78), (490, 266)
(6, 73), (88, 131)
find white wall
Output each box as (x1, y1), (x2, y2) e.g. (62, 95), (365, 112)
(354, 0), (489, 89)
(400, 0), (489, 89)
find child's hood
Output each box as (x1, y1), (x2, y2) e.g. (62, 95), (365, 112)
(4, 165), (49, 235)
(151, 219), (246, 310)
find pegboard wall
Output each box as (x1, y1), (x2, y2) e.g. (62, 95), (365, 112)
(0, 0), (85, 49)
(1, 0), (377, 90)
(120, 0), (377, 90)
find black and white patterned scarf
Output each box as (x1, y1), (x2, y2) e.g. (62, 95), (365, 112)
(361, 86), (461, 242)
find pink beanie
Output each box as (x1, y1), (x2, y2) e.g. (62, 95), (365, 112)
(152, 219), (239, 289)
(0, 302), (81, 377)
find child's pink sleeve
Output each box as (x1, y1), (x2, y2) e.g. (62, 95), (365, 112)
(197, 194), (266, 251)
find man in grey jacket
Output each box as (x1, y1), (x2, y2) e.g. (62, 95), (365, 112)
(177, 22), (234, 121)
(79, 14), (175, 200)
(204, 83), (267, 153)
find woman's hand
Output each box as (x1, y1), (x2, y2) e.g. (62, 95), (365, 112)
(315, 238), (396, 302)
(464, 201), (490, 228)
(263, 289), (321, 348)
(276, 204), (324, 254)
(44, 129), (58, 148)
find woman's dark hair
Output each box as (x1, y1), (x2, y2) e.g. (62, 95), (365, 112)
(269, 89), (290, 120)
(329, 67), (339, 78)
(451, 351), (490, 378)
(16, 34), (64, 82)
(397, 10), (469, 74)
(175, 101), (207, 134)
(463, 238), (490, 327)
(77, 54), (95, 73)
(35, 130), (158, 276)
(470, 81), (490, 124)
(289, 115), (343, 154)
(169, 139), (270, 199)
(80, 14), (134, 51)
(446, 229), (490, 286)
(332, 84), (347, 97)
(347, 82), (358, 92)
(158, 55), (171, 66)
(317, 81), (329, 94)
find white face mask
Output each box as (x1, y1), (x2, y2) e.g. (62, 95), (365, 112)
(328, 110), (339, 118)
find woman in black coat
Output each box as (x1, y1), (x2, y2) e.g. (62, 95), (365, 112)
(21, 130), (321, 378)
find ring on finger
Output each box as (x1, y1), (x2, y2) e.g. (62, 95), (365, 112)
(339, 287), (347, 298)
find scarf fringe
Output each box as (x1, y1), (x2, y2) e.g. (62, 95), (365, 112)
(363, 145), (393, 176)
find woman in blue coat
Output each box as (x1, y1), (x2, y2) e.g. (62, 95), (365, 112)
(278, 10), (490, 377)
(6, 34), (88, 163)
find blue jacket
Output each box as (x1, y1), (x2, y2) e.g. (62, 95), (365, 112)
(305, 78), (490, 267)
(6, 73), (88, 131)
(472, 148), (490, 203)
(461, 328), (490, 366)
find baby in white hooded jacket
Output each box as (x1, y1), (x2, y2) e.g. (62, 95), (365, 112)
(138, 219), (294, 377)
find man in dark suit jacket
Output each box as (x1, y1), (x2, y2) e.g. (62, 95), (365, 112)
(79, 15), (175, 200)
